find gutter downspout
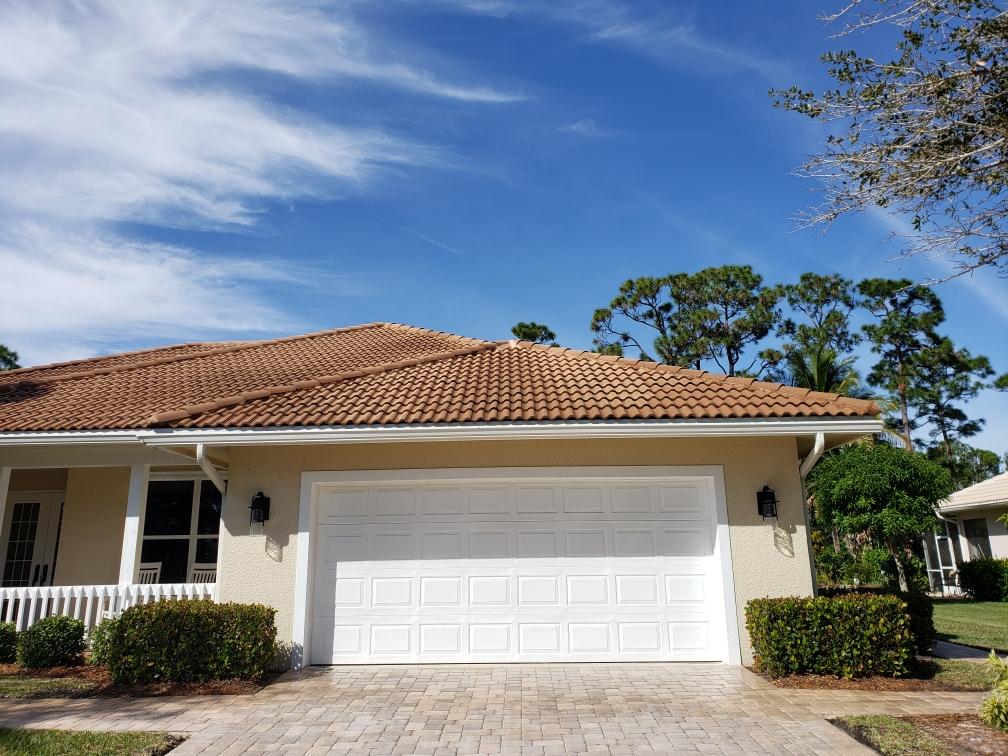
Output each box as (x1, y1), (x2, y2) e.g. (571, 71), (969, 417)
(799, 432), (826, 596)
(799, 432), (826, 478)
(196, 443), (227, 494)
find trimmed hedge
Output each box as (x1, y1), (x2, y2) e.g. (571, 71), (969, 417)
(746, 594), (914, 678)
(17, 616), (85, 668)
(818, 586), (935, 654)
(87, 618), (117, 667)
(108, 601), (277, 683)
(0, 622), (15, 664)
(958, 558), (1008, 601)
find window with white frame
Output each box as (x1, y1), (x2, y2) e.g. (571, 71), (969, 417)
(140, 479), (222, 583)
(963, 517), (992, 559)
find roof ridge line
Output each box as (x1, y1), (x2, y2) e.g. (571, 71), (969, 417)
(508, 341), (878, 414)
(0, 340), (252, 379)
(379, 322), (497, 348)
(16, 323), (386, 386)
(147, 340), (498, 427)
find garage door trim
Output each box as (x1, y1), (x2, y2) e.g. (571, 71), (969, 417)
(293, 466), (740, 666)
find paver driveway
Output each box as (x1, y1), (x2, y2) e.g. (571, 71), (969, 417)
(0, 663), (984, 754)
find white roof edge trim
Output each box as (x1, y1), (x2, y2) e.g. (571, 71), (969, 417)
(0, 418), (883, 448)
(0, 430), (142, 446)
(137, 418), (882, 447)
(940, 500), (1008, 514)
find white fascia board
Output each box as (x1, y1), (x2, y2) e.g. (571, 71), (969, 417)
(939, 500), (1008, 514)
(137, 418), (883, 447)
(0, 417), (883, 449)
(0, 430), (141, 446)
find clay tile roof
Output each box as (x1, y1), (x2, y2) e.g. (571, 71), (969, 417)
(0, 323), (877, 432)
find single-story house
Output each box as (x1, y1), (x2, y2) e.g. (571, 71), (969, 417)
(923, 472), (1008, 591)
(0, 323), (880, 666)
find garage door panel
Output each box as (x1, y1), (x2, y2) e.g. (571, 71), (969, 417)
(312, 615), (719, 663)
(310, 472), (731, 664)
(321, 480), (712, 523)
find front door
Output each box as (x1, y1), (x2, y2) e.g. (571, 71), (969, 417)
(1, 491), (64, 587)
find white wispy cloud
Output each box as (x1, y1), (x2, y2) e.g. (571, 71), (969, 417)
(0, 224), (300, 365)
(866, 206), (1008, 321)
(422, 0), (790, 81)
(0, 1), (519, 365)
(393, 224), (463, 256)
(558, 118), (608, 137)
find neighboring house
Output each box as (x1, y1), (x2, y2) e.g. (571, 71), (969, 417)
(0, 323), (880, 666)
(924, 472), (1008, 591)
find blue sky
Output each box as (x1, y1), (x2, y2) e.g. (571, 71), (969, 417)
(1, 1), (1005, 453)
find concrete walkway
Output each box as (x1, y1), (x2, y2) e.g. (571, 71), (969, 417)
(932, 640), (992, 663)
(0, 664), (985, 755)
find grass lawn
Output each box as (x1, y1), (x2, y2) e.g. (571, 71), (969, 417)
(0, 676), (99, 699)
(922, 658), (995, 690)
(0, 728), (182, 755)
(933, 599), (1008, 652)
(833, 715), (948, 755)
(0, 663), (264, 698)
(833, 713), (1008, 756)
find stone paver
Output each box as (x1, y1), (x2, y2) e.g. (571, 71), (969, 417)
(0, 664), (984, 754)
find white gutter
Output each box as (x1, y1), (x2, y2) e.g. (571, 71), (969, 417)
(799, 431), (826, 479)
(0, 430), (143, 446)
(138, 418), (882, 447)
(196, 443), (227, 494)
(0, 418), (883, 448)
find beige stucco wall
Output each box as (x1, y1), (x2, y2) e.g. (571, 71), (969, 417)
(218, 437), (814, 664)
(9, 468), (68, 491)
(53, 467), (130, 586)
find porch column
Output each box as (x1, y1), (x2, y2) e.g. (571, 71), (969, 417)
(0, 467), (9, 550)
(118, 464), (149, 584)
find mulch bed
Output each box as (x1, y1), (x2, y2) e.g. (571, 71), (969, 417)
(910, 713), (1008, 756)
(766, 672), (968, 691)
(751, 657), (988, 692)
(0, 663), (268, 697)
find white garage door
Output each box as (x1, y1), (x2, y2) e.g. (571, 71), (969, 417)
(307, 467), (737, 664)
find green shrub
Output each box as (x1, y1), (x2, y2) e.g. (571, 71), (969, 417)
(108, 601), (276, 683)
(87, 618), (118, 667)
(849, 547), (891, 586)
(814, 546), (852, 587)
(980, 652), (1008, 731)
(818, 586), (935, 654)
(901, 591), (936, 654)
(813, 543), (891, 589)
(981, 686), (1008, 731)
(0, 622), (15, 664)
(746, 594), (914, 678)
(17, 616), (85, 668)
(958, 558), (1008, 601)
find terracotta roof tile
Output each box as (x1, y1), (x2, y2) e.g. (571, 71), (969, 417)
(0, 323), (877, 432)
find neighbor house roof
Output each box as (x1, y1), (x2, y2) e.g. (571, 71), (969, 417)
(0, 323), (877, 432)
(940, 472), (1008, 513)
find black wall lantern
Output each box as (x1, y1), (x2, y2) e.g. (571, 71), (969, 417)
(250, 491), (271, 524)
(756, 485), (778, 519)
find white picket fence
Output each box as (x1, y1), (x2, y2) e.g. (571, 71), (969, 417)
(0, 583), (217, 637)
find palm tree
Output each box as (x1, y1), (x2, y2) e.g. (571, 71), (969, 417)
(783, 345), (868, 397)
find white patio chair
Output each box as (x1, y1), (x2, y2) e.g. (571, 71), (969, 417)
(190, 563), (217, 583)
(137, 562), (162, 585)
